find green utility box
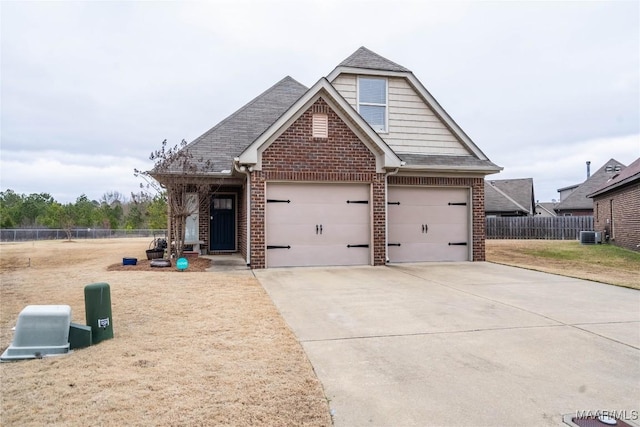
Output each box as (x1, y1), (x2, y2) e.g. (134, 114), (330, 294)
(69, 322), (92, 349)
(84, 282), (113, 344)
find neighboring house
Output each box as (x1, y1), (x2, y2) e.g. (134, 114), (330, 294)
(557, 183), (580, 203)
(485, 178), (535, 217)
(555, 159), (626, 216)
(153, 47), (501, 268)
(534, 202), (557, 217)
(588, 157), (640, 252)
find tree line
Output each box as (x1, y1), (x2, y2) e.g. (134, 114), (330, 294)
(0, 189), (167, 235)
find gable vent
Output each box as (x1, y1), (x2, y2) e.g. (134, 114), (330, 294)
(312, 113), (328, 138)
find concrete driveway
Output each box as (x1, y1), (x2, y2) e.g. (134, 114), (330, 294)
(255, 262), (640, 427)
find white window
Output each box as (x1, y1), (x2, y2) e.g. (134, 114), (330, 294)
(312, 113), (328, 138)
(358, 77), (387, 132)
(185, 192), (199, 243)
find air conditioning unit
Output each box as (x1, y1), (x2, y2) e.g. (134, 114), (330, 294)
(579, 231), (602, 245)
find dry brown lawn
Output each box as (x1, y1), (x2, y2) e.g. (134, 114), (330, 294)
(0, 238), (331, 426)
(486, 239), (640, 289)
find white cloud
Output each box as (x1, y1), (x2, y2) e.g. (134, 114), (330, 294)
(1, 150), (154, 203)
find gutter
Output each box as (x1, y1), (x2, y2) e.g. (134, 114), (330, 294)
(233, 158), (252, 267)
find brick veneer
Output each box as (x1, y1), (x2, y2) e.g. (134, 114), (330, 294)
(249, 98), (385, 268)
(388, 176), (486, 261)
(247, 97), (487, 267)
(592, 182), (640, 252)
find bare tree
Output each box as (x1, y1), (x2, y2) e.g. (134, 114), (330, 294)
(135, 139), (217, 258)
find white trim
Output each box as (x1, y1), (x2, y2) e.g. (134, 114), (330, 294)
(357, 76), (388, 133)
(328, 66), (407, 80)
(328, 66), (495, 162)
(238, 78), (402, 172)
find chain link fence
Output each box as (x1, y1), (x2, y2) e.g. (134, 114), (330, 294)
(0, 229), (167, 242)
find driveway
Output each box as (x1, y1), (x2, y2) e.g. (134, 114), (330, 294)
(255, 262), (640, 427)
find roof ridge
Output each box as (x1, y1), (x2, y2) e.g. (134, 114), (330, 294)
(337, 46), (411, 72)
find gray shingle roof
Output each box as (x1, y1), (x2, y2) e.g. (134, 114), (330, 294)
(338, 46), (410, 73)
(485, 178), (534, 214)
(588, 157), (640, 198)
(555, 158), (627, 211)
(485, 183), (527, 214)
(536, 202), (558, 216)
(173, 76), (308, 174)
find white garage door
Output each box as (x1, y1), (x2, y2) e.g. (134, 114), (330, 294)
(388, 187), (470, 262)
(266, 183), (371, 267)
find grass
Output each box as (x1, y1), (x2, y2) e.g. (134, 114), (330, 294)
(486, 240), (640, 289)
(0, 238), (331, 426)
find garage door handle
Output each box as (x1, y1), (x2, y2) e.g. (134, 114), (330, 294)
(448, 242), (467, 246)
(267, 245), (291, 249)
(388, 243), (401, 247)
(422, 224), (428, 234)
(347, 244), (369, 248)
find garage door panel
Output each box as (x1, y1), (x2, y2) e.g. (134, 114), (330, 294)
(389, 187), (464, 205)
(390, 205), (467, 224)
(266, 183), (370, 268)
(389, 243), (468, 262)
(388, 224), (467, 243)
(388, 187), (470, 262)
(267, 244), (370, 268)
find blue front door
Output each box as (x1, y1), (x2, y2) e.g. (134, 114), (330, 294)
(210, 195), (235, 251)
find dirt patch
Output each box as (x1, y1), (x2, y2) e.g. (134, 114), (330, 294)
(0, 238), (331, 426)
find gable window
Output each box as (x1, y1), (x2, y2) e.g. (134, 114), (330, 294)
(312, 113), (328, 138)
(358, 77), (387, 132)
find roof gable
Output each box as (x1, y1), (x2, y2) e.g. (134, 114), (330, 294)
(556, 158), (627, 210)
(238, 78), (402, 172)
(174, 76), (307, 174)
(327, 47), (501, 174)
(489, 178), (534, 213)
(588, 157), (640, 198)
(485, 179), (534, 214)
(535, 202), (558, 216)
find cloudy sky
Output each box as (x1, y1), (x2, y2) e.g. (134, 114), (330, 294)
(1, 0), (638, 204)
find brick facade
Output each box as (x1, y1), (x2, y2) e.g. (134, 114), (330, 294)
(388, 176), (486, 261)
(592, 183), (640, 252)
(249, 98), (384, 268)
(242, 97), (488, 268)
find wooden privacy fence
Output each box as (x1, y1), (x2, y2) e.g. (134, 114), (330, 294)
(486, 216), (594, 240)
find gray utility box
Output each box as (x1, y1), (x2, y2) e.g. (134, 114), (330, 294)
(1, 305), (72, 361)
(84, 282), (113, 344)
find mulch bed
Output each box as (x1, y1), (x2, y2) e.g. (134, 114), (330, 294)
(107, 257), (212, 272)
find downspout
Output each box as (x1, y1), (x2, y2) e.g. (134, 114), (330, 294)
(384, 164), (403, 263)
(233, 158), (252, 266)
